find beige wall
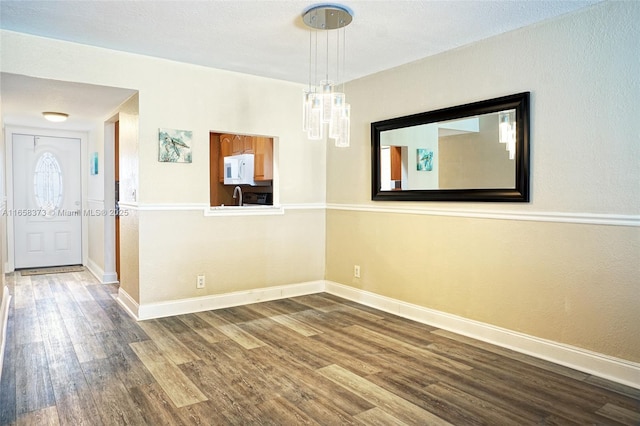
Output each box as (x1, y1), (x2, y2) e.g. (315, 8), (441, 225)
(326, 1), (640, 362)
(380, 123), (440, 190)
(86, 119), (106, 276)
(1, 29), (327, 305)
(139, 209), (325, 303)
(117, 94), (141, 301)
(327, 211), (639, 361)
(439, 114), (513, 189)
(85, 94), (138, 283)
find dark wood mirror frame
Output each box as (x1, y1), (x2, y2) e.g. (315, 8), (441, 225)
(371, 92), (530, 202)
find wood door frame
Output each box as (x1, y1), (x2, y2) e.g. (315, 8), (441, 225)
(4, 126), (89, 272)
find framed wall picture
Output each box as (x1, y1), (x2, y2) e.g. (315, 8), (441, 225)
(90, 152), (99, 175)
(159, 128), (192, 163)
(417, 148), (433, 171)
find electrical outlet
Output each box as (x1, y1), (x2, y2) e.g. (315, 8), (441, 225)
(197, 275), (205, 289)
(354, 265), (361, 278)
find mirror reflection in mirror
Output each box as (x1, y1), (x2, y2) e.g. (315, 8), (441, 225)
(380, 110), (516, 191)
(371, 92), (529, 202)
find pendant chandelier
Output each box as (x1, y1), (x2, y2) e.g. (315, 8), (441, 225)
(302, 4), (353, 147)
(498, 110), (516, 160)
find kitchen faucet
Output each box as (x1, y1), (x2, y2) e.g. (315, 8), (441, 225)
(233, 186), (243, 206)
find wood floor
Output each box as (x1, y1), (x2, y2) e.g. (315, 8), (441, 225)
(1, 271), (639, 425)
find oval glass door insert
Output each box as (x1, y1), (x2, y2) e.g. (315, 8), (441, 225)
(33, 152), (64, 211)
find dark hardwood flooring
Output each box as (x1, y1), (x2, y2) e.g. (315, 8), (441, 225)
(1, 271), (639, 425)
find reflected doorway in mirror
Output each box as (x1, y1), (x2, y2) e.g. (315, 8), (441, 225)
(371, 92), (530, 202)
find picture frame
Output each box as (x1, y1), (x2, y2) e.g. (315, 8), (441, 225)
(417, 148), (433, 171)
(159, 128), (192, 163)
(90, 152), (99, 175)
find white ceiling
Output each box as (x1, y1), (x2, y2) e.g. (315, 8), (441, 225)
(0, 0), (601, 128)
(1, 73), (137, 131)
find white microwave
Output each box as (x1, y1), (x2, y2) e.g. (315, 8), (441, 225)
(224, 154), (256, 185)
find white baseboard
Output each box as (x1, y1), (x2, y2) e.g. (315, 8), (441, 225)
(114, 279), (639, 390)
(122, 280), (326, 321)
(324, 281), (640, 390)
(0, 286), (12, 384)
(86, 258), (119, 284)
(102, 272), (119, 284)
(85, 259), (104, 283)
(117, 287), (140, 320)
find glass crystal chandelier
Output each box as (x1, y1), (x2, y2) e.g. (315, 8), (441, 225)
(302, 4), (353, 147)
(498, 110), (516, 160)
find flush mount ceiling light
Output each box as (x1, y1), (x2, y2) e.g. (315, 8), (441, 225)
(302, 4), (353, 147)
(42, 112), (69, 122)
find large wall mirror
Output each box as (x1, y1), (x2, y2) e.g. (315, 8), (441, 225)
(372, 92), (530, 202)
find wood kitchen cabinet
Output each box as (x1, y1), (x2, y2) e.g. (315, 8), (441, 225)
(242, 136), (255, 154)
(231, 134), (244, 155)
(212, 131), (274, 207)
(217, 133), (273, 183)
(253, 137), (273, 181)
(219, 134), (233, 182)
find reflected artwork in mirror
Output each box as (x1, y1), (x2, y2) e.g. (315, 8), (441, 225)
(372, 92), (530, 202)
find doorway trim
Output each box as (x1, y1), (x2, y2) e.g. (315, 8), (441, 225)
(101, 118), (119, 283)
(4, 126), (88, 272)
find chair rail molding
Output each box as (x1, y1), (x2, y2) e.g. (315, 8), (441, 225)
(326, 203), (640, 227)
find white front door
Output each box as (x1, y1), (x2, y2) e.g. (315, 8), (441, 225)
(13, 134), (82, 268)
